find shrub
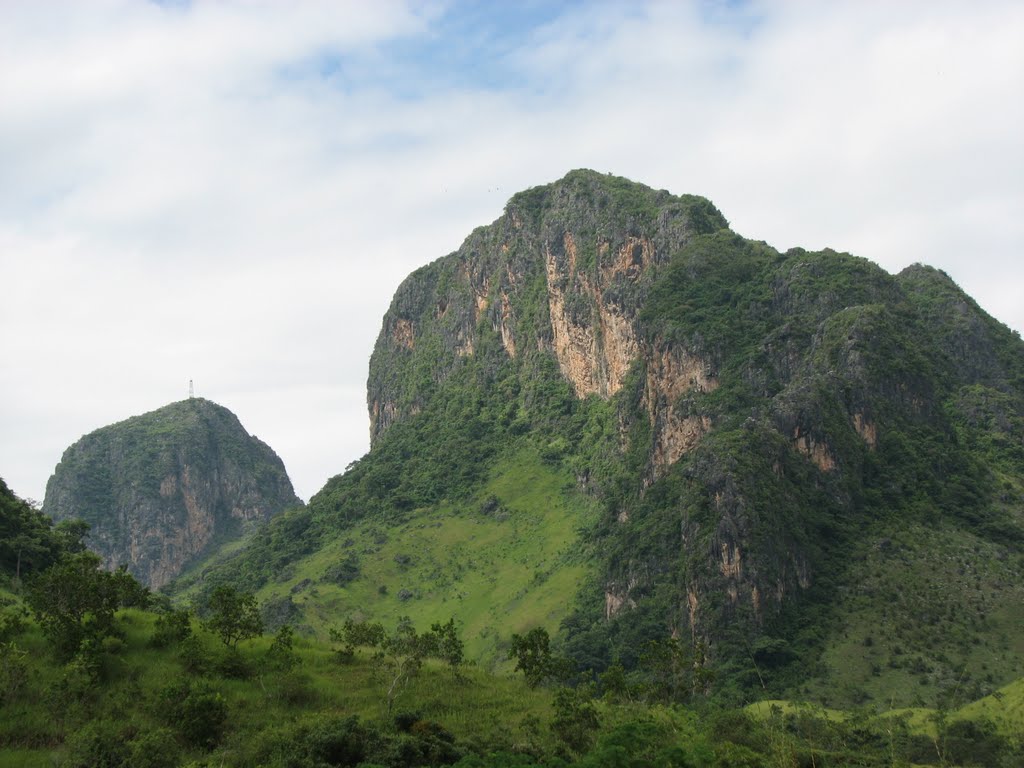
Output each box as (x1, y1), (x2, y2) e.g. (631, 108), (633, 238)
(177, 634), (211, 676)
(127, 728), (181, 768)
(158, 680), (228, 749)
(151, 608), (192, 648)
(0, 641), (29, 705)
(64, 719), (133, 768)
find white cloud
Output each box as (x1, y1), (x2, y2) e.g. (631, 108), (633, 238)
(1, 0), (1021, 504)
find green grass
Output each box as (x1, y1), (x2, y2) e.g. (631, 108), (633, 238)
(954, 676), (1024, 736)
(249, 445), (599, 669)
(797, 522), (1024, 709)
(0, 607), (564, 766)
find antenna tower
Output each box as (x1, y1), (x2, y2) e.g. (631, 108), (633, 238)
(189, 379), (194, 399)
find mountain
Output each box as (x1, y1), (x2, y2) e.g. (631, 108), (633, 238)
(43, 398), (300, 589)
(179, 170), (1024, 706)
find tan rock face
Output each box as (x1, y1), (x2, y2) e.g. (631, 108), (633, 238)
(852, 412), (878, 448)
(498, 291), (516, 358)
(604, 569), (641, 619)
(545, 239), (598, 397)
(643, 341), (718, 476)
(601, 236), (654, 283)
(687, 586), (700, 627)
(370, 398), (399, 438)
(719, 542), (742, 579)
(542, 232), (717, 473)
(544, 233), (655, 399)
(392, 318), (415, 350)
(792, 426), (837, 471)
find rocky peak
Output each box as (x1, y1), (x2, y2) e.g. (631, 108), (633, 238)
(367, 170), (727, 446)
(43, 398), (300, 589)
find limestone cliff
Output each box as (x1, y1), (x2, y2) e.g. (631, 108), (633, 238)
(43, 398), (300, 589)
(362, 170), (1024, 681)
(367, 170), (726, 471)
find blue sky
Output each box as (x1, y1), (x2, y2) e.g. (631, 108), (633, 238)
(1, 0), (1022, 504)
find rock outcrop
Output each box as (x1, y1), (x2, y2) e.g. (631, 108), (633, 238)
(43, 398), (300, 589)
(367, 170), (726, 458)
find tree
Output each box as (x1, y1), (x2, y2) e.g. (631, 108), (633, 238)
(376, 616), (436, 714)
(332, 616), (461, 714)
(430, 617), (465, 676)
(330, 617), (387, 662)
(638, 636), (713, 703)
(203, 585), (263, 649)
(53, 519), (91, 554)
(551, 686), (600, 754)
(265, 624), (299, 672)
(508, 627), (559, 688)
(111, 564), (151, 608)
(26, 551), (122, 660)
(0, 478), (62, 580)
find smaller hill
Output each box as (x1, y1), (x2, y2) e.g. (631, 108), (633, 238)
(43, 398), (300, 589)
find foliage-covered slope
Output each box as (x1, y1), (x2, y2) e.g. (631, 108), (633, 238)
(2, 599), (1020, 767)
(44, 398), (300, 589)
(0, 477), (69, 582)
(180, 170), (1024, 709)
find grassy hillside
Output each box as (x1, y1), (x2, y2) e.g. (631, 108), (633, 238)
(176, 445), (600, 669)
(802, 523), (1024, 709)
(3, 598), (1022, 767)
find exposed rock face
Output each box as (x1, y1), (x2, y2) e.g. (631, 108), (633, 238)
(643, 339), (718, 476)
(43, 398), (300, 589)
(367, 170), (727, 452)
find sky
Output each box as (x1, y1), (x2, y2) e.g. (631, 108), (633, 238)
(1, 0), (1022, 505)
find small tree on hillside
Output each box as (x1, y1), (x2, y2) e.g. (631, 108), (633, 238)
(508, 626), (560, 688)
(204, 585), (263, 649)
(332, 615), (461, 714)
(430, 617), (465, 676)
(26, 551), (122, 660)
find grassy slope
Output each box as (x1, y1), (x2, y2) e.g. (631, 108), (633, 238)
(798, 522), (1024, 709)
(5, 602), (1020, 767)
(747, 674), (1024, 744)
(0, 608), (560, 767)
(179, 446), (600, 671)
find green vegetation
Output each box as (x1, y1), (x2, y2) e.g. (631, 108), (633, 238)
(0, 477), (70, 583)
(176, 445), (599, 667)
(1, 585), (1021, 765)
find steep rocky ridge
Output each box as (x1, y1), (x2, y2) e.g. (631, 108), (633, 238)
(44, 398), (300, 589)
